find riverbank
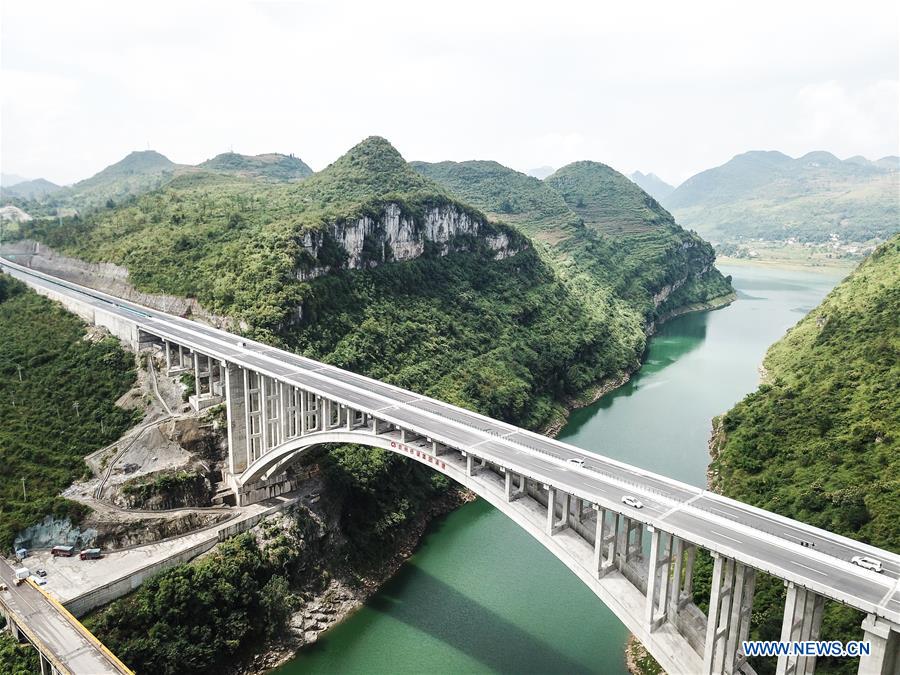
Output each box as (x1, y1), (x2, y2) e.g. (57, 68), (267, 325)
(238, 487), (477, 674)
(541, 289), (737, 438)
(717, 254), (856, 273)
(256, 288), (740, 674)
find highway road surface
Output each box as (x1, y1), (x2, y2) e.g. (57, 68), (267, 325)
(2, 257), (899, 626)
(0, 559), (129, 674)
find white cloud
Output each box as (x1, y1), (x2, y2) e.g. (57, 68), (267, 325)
(1, 0), (897, 185)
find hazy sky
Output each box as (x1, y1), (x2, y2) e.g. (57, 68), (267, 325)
(2, 0), (898, 186)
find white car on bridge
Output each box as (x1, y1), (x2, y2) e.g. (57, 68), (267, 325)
(621, 495), (644, 509)
(851, 556), (884, 573)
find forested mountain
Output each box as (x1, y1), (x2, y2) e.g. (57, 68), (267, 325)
(414, 159), (732, 324)
(4, 137), (737, 674)
(1, 149), (316, 217)
(664, 150), (900, 245)
(0, 177), (61, 200)
(15, 137), (731, 433)
(707, 235), (899, 674)
(199, 152), (313, 181)
(629, 170), (675, 201)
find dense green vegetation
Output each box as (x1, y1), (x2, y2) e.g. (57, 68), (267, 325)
(199, 152), (313, 181)
(15, 138), (496, 336)
(413, 158), (732, 325)
(7, 138), (736, 673)
(0, 275), (139, 550)
(664, 150), (900, 245)
(0, 630), (41, 675)
(702, 235), (900, 674)
(292, 247), (628, 429)
(85, 533), (306, 674)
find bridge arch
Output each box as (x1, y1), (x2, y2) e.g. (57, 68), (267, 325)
(238, 429), (709, 674)
(239, 430), (455, 485)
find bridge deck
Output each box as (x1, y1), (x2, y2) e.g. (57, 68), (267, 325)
(2, 257), (899, 626)
(0, 560), (130, 674)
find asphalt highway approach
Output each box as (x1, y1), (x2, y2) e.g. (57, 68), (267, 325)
(3, 257), (899, 625)
(0, 560), (128, 674)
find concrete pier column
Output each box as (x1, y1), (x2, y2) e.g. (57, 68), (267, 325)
(259, 375), (269, 454)
(466, 453), (477, 477)
(164, 340), (171, 372)
(299, 388), (308, 435)
(667, 537), (684, 622)
(193, 351), (201, 394)
(178, 343), (184, 368)
(546, 487), (557, 534)
(858, 615), (900, 675)
(39, 653), (49, 675)
(703, 554), (740, 675)
(617, 516), (630, 571)
(724, 564), (751, 675)
(225, 363), (249, 474)
(645, 528), (661, 628)
(776, 583), (825, 675)
(657, 533), (672, 622)
(593, 507), (605, 575)
(505, 471), (525, 501)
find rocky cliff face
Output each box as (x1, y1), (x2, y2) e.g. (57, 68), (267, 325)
(296, 203), (519, 280)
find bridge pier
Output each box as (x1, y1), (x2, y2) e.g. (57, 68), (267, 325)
(592, 507), (618, 578)
(703, 554), (757, 675)
(504, 471), (525, 501)
(858, 615), (900, 675)
(775, 582), (825, 675)
(646, 529), (675, 631)
(225, 363), (249, 473)
(546, 487), (569, 534)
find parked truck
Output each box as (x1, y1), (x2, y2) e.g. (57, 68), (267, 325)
(51, 545), (75, 557)
(14, 568), (29, 586)
(79, 548), (102, 560)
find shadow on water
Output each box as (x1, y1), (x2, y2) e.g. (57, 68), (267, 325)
(364, 568), (594, 674)
(299, 556), (595, 674)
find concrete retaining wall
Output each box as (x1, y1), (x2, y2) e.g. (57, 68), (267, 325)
(64, 498), (297, 617)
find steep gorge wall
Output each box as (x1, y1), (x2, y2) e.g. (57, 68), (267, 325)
(2, 202), (522, 321)
(296, 203), (519, 280)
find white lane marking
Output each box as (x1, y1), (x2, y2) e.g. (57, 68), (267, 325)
(878, 580), (900, 605)
(709, 529), (744, 544)
(658, 492), (705, 520)
(792, 561), (829, 577)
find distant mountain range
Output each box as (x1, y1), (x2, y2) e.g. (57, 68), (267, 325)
(661, 151), (899, 244)
(0, 149), (313, 214)
(1, 173), (29, 187)
(199, 152), (312, 181)
(526, 166), (556, 180)
(629, 171), (675, 202)
(1, 178), (61, 201)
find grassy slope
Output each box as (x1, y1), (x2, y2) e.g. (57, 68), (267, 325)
(0, 275), (140, 549)
(413, 159), (732, 326)
(704, 235), (899, 674)
(199, 152), (313, 181)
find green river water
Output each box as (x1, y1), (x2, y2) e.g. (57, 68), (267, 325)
(275, 264), (846, 675)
